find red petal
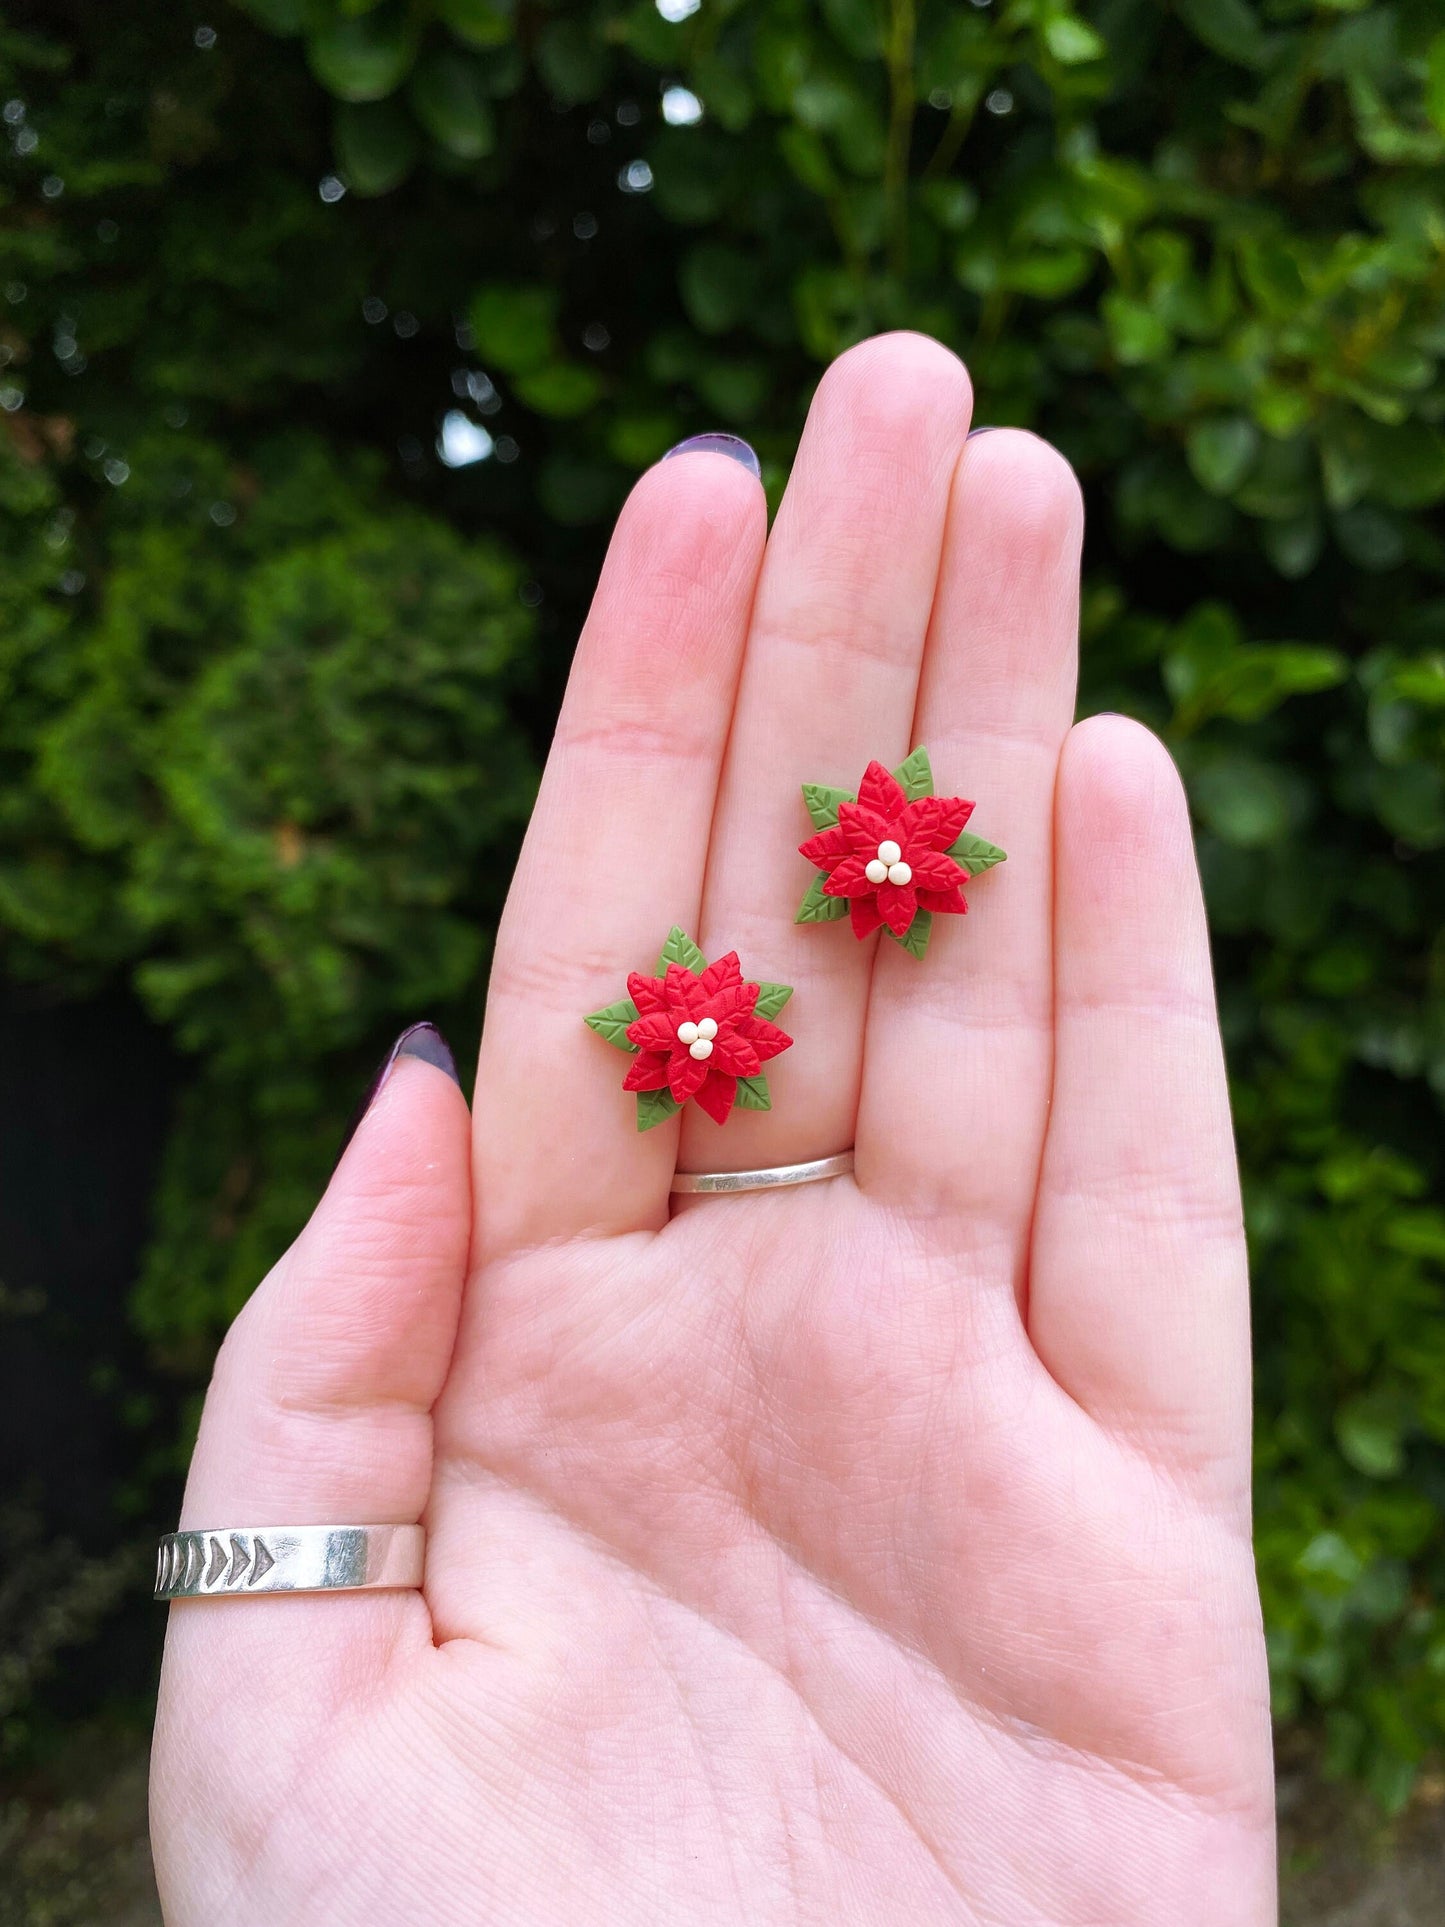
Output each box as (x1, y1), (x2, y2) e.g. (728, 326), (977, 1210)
(850, 895), (884, 940)
(662, 963), (706, 1020)
(712, 1032), (762, 1078)
(704, 979), (759, 1021)
(907, 848), (967, 892)
(668, 1051), (710, 1103)
(699, 952), (743, 997)
(692, 1070), (737, 1125)
(623, 1051), (671, 1092)
(627, 971), (667, 1016)
(822, 853), (873, 898)
(735, 1015), (793, 1061)
(626, 1013), (679, 1052)
(899, 793), (973, 850)
(876, 879), (917, 936)
(918, 885), (968, 915)
(836, 800), (896, 851)
(799, 825), (850, 865)
(857, 760), (907, 819)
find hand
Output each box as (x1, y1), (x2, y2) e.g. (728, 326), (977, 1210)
(151, 334), (1275, 1924)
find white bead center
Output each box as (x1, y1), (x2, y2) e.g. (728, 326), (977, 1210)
(679, 1014), (718, 1060)
(868, 839), (912, 889)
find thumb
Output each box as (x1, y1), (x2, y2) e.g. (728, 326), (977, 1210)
(175, 1020), (472, 1537)
(151, 1026), (472, 1913)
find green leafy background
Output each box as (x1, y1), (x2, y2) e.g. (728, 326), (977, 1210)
(1, 0), (1443, 1813)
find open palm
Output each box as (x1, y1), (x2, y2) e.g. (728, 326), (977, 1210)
(152, 335), (1275, 1924)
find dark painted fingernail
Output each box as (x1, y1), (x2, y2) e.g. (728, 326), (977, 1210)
(337, 1022), (461, 1164)
(663, 432), (761, 479)
(967, 426), (999, 439)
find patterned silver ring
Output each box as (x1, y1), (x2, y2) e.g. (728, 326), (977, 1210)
(154, 1524), (424, 1601)
(670, 1149), (855, 1195)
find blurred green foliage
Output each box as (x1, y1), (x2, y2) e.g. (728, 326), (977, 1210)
(1, 0), (1442, 1805)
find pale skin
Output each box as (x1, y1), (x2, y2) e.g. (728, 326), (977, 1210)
(151, 334), (1277, 1923)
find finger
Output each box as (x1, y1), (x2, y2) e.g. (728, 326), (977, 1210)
(153, 1034), (472, 1854)
(1029, 717), (1251, 1498)
(178, 1031), (471, 1532)
(681, 334), (975, 1172)
(473, 453), (765, 1250)
(859, 430), (1081, 1264)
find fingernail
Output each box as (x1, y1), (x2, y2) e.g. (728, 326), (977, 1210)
(337, 1022), (461, 1162)
(967, 426), (999, 439)
(663, 432), (761, 479)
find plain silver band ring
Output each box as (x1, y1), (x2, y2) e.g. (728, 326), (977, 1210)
(671, 1149), (855, 1195)
(154, 1524), (424, 1601)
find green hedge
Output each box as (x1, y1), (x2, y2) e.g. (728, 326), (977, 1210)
(1, 0), (1443, 1803)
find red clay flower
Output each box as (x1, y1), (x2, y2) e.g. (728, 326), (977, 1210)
(586, 931), (793, 1129)
(795, 750), (1006, 956)
(801, 760), (973, 937)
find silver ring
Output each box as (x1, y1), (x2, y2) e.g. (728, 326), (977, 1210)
(154, 1524), (424, 1601)
(671, 1149), (855, 1195)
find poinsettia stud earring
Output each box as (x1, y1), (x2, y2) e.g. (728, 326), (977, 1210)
(586, 927), (794, 1130)
(795, 746), (1006, 960)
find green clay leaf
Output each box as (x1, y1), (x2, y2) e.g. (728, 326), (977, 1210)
(733, 1073), (772, 1111)
(753, 981), (794, 1020)
(888, 908), (933, 958)
(801, 781), (856, 830)
(947, 830), (1007, 876)
(893, 746), (934, 800)
(584, 998), (641, 1051)
(636, 1087), (681, 1132)
(658, 926), (707, 974)
(795, 872), (850, 923)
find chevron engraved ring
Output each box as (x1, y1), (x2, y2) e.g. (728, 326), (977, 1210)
(153, 1524), (425, 1601)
